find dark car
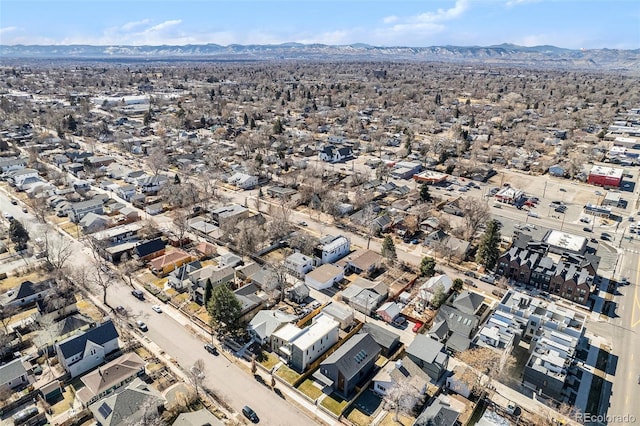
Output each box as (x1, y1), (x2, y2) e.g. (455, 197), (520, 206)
(464, 271), (476, 278)
(583, 227), (592, 232)
(132, 289), (144, 300)
(392, 316), (407, 328)
(242, 405), (259, 423)
(11, 199), (18, 205)
(204, 343), (219, 355)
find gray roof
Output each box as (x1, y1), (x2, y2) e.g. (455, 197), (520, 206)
(249, 310), (298, 341)
(56, 320), (119, 359)
(90, 378), (164, 426)
(406, 335), (444, 364)
(452, 291), (485, 315)
(414, 395), (460, 426)
(0, 358), (28, 387)
(360, 322), (400, 351)
(446, 332), (472, 353)
(320, 333), (381, 381)
(434, 305), (479, 338)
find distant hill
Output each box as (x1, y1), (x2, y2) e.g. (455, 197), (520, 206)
(1, 43), (639, 72)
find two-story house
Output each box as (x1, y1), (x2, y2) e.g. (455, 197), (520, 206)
(284, 252), (314, 278)
(55, 319), (120, 378)
(68, 199), (104, 223)
(314, 235), (350, 265)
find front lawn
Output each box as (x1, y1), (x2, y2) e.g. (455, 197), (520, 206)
(345, 407), (371, 426)
(258, 351), (280, 370)
(320, 393), (348, 416)
(297, 379), (323, 400)
(275, 364), (301, 385)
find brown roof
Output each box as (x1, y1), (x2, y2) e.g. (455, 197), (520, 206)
(193, 241), (217, 257)
(77, 352), (145, 405)
(150, 249), (191, 270)
(341, 249), (382, 271)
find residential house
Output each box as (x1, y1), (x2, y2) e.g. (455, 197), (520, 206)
(286, 282), (310, 304)
(8, 168), (39, 186)
(414, 395), (461, 426)
(87, 156), (116, 169)
(376, 301), (402, 323)
(313, 333), (381, 398)
(373, 356), (429, 399)
(341, 277), (388, 315)
(190, 265), (235, 303)
(211, 204), (249, 227)
(321, 302), (355, 330)
(305, 264), (344, 291)
(314, 235), (350, 265)
(419, 275), (453, 304)
(218, 252), (243, 268)
(233, 283), (267, 323)
(89, 378), (165, 426)
(271, 313), (340, 372)
(0, 358), (30, 391)
(227, 172), (258, 189)
(134, 238), (166, 261)
(405, 335), (449, 381)
(2, 279), (53, 308)
(91, 223), (142, 245)
(116, 184), (137, 201)
(68, 198), (104, 222)
(360, 323), (400, 357)
(548, 164), (566, 177)
(55, 319), (120, 378)
(167, 261), (202, 292)
(248, 309), (298, 345)
(340, 249), (382, 276)
(76, 352), (146, 407)
(443, 198), (464, 216)
(318, 145), (353, 163)
(136, 174), (168, 193)
(79, 212), (111, 233)
(428, 304), (479, 353)
(284, 252), (314, 278)
(0, 156), (27, 174)
(149, 250), (193, 277)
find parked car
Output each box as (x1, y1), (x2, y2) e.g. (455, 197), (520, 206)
(464, 271), (476, 278)
(132, 289), (145, 300)
(204, 343), (219, 355)
(242, 406), (259, 423)
(527, 211), (539, 218)
(583, 227), (592, 232)
(298, 221), (308, 226)
(115, 305), (127, 315)
(412, 321), (423, 333)
(136, 320), (148, 331)
(480, 274), (496, 284)
(392, 316), (407, 328)
(10, 199), (18, 205)
(151, 305), (162, 313)
(463, 278), (477, 287)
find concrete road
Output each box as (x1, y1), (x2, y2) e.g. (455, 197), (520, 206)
(108, 283), (321, 426)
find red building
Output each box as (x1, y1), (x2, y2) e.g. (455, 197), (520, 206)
(587, 165), (623, 187)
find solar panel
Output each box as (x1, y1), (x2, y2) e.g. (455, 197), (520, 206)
(98, 402), (112, 418)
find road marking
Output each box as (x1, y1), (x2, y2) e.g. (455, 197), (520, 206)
(632, 255), (640, 328)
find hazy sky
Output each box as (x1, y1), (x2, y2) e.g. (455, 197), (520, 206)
(1, 0), (638, 49)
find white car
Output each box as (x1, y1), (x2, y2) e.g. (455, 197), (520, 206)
(151, 305), (162, 313)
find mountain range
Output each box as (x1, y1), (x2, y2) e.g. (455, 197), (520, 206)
(1, 43), (639, 72)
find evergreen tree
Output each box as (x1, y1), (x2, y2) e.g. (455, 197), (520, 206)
(243, 112), (249, 126)
(273, 118), (284, 134)
(381, 235), (397, 262)
(207, 284), (243, 336)
(143, 109), (152, 126)
(420, 256), (436, 277)
(419, 184), (431, 202)
(174, 174), (181, 185)
(452, 278), (464, 293)
(9, 220), (30, 251)
(204, 280), (213, 306)
(250, 117), (256, 129)
(476, 219), (502, 270)
(430, 284), (448, 308)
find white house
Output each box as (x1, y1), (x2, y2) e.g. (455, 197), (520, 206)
(55, 319), (120, 378)
(305, 264), (344, 291)
(271, 313), (339, 372)
(2, 279), (53, 308)
(227, 172), (258, 190)
(284, 252), (314, 278)
(315, 235), (350, 265)
(0, 157), (27, 174)
(0, 358), (31, 390)
(247, 309), (298, 345)
(419, 275), (453, 303)
(318, 145), (353, 163)
(8, 168), (39, 186)
(68, 199), (104, 223)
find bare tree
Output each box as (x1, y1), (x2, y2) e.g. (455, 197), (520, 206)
(189, 358), (206, 396)
(456, 347), (515, 400)
(0, 305), (18, 333)
(461, 197), (490, 239)
(146, 146), (167, 177)
(383, 378), (425, 422)
(39, 226), (74, 271)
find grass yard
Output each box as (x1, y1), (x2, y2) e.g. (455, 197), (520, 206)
(49, 386), (75, 416)
(185, 302), (201, 314)
(151, 277), (168, 290)
(76, 296), (104, 321)
(345, 407), (371, 426)
(59, 222), (81, 238)
(320, 393), (348, 416)
(378, 412), (414, 426)
(0, 271), (45, 291)
(258, 352), (280, 370)
(134, 346), (152, 360)
(296, 379), (323, 400)
(196, 310), (210, 323)
(275, 364), (301, 385)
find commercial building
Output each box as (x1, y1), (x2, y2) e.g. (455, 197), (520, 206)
(587, 165), (623, 188)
